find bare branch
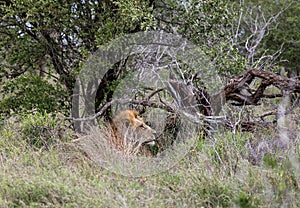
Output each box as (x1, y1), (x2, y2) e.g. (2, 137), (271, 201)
(224, 69), (300, 106)
(67, 98), (174, 121)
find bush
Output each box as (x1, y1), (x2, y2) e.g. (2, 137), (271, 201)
(0, 74), (70, 117)
(20, 112), (60, 149)
(1, 111), (71, 150)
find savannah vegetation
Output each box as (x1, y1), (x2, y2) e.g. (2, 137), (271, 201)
(0, 0), (299, 207)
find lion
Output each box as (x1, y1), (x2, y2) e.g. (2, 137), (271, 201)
(111, 110), (156, 155)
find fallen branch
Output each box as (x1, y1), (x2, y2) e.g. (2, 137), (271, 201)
(224, 68), (300, 106)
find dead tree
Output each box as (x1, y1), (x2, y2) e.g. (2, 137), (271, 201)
(224, 69), (300, 105)
(222, 69), (300, 131)
(72, 68), (300, 134)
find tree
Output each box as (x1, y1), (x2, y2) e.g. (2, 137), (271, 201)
(1, 0), (298, 135)
(0, 0), (158, 84)
(0, 0), (155, 116)
(260, 0), (300, 76)
(0, 74), (68, 115)
(231, 0), (300, 75)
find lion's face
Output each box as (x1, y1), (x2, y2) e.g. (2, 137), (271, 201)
(116, 118), (156, 147)
(126, 119), (156, 146)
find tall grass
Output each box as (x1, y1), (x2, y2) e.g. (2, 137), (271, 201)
(0, 112), (299, 207)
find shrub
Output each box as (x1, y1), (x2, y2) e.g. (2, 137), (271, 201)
(0, 74), (70, 117)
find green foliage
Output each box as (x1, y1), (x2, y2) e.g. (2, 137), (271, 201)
(190, 179), (234, 207)
(206, 131), (250, 167)
(155, 0), (232, 43)
(0, 0), (155, 81)
(195, 135), (205, 151)
(20, 112), (58, 149)
(1, 178), (78, 207)
(1, 111), (70, 150)
(207, 45), (248, 75)
(236, 192), (256, 208)
(263, 153), (279, 168)
(0, 74), (69, 116)
(0, 0), (79, 84)
(113, 0), (155, 31)
(0, 0), (157, 114)
(261, 0), (300, 74)
(1, 0), (299, 116)
(154, 0), (247, 75)
(0, 120), (29, 158)
(232, 0), (300, 73)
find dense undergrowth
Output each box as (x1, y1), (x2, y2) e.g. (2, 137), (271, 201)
(0, 112), (299, 207)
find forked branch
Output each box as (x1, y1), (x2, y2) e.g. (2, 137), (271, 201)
(224, 68), (300, 106)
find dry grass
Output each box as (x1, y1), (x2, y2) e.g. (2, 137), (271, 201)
(0, 111), (299, 207)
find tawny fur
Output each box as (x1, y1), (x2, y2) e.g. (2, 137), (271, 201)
(113, 110), (141, 127)
(111, 110), (156, 155)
